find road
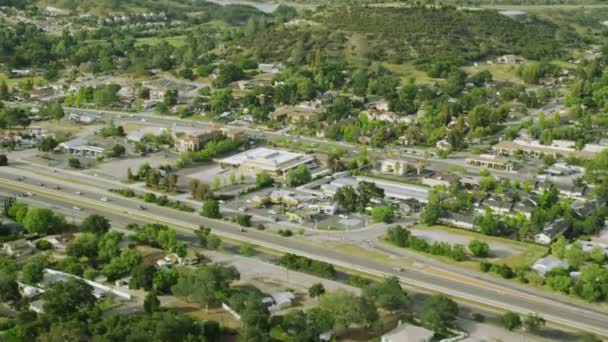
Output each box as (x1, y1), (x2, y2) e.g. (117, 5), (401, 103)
(1, 174), (608, 336)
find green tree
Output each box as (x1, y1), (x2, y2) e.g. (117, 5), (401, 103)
(286, 165), (312, 187)
(255, 172), (274, 188)
(67, 233), (99, 259)
(171, 264), (240, 305)
(475, 208), (498, 236)
(421, 190), (441, 225)
(68, 158), (80, 169)
(209, 88), (233, 114)
(523, 313), (545, 332)
(319, 289), (378, 329)
(468, 239), (490, 257)
(0, 80), (8, 100)
(565, 242), (586, 269)
(363, 276), (409, 312)
(371, 206), (394, 223)
(97, 231), (123, 262)
(589, 246), (605, 264)
(386, 225), (410, 247)
(500, 311), (522, 331)
(130, 264), (157, 291)
(0, 272), (21, 302)
(550, 235), (567, 259)
(22, 208), (66, 234)
(421, 295), (459, 336)
(239, 293), (271, 342)
(201, 200), (221, 219)
(79, 214), (111, 235)
(42, 278), (96, 320)
(308, 283), (325, 299)
(153, 268), (178, 294)
(0, 154), (7, 166)
(144, 292), (161, 313)
(38, 136), (58, 152)
(106, 144), (126, 158)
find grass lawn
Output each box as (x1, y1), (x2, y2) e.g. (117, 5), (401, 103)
(462, 63), (522, 83)
(382, 62), (436, 84)
(135, 35), (187, 48)
(325, 242), (413, 269)
(0, 73), (47, 87)
(411, 224), (548, 269)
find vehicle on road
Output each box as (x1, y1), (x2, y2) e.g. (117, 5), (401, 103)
(54, 186), (61, 190)
(25, 192), (33, 196)
(238, 228), (246, 232)
(39, 183), (45, 186)
(73, 206), (82, 211)
(100, 197), (109, 202)
(392, 267), (404, 272)
(137, 205), (147, 210)
(75, 191), (82, 195)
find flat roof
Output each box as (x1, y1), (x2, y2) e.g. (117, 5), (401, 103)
(493, 140), (597, 159)
(322, 176), (429, 203)
(219, 147), (315, 172)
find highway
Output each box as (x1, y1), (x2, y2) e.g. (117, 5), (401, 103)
(1, 172), (608, 336)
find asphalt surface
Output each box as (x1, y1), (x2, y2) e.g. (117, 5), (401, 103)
(1, 172), (608, 336)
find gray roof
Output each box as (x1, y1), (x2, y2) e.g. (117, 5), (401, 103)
(542, 218), (570, 238)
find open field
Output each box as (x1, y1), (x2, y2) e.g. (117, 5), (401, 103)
(382, 63), (437, 84)
(135, 35), (188, 48)
(462, 63), (522, 83)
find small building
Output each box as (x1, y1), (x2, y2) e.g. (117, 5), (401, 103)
(308, 203), (337, 215)
(263, 291), (295, 312)
(380, 159), (407, 176)
(511, 196), (538, 219)
(479, 196), (513, 215)
(381, 322), (434, 342)
(532, 255), (569, 276)
(438, 211), (475, 230)
(496, 54), (524, 64)
(572, 198), (606, 218)
(68, 112), (100, 123)
(2, 239), (35, 258)
(175, 130), (224, 153)
(535, 218), (569, 245)
(545, 162), (584, 176)
(258, 63), (284, 74)
(59, 139), (105, 158)
(466, 154), (515, 172)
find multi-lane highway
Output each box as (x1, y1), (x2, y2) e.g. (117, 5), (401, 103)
(1, 170), (608, 336)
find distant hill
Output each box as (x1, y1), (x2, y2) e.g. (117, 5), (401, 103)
(245, 5), (580, 67)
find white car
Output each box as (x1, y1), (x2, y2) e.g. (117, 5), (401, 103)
(339, 214), (349, 219)
(75, 191), (82, 195)
(73, 206), (82, 211)
(100, 197), (109, 202)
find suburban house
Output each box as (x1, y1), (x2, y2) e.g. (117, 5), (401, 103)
(478, 196), (514, 215)
(535, 218), (569, 245)
(262, 291), (295, 312)
(2, 239), (35, 258)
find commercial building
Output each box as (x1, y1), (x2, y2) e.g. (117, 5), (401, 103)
(59, 139), (104, 157)
(321, 176), (429, 203)
(219, 147), (316, 176)
(493, 139), (608, 159)
(466, 154), (516, 172)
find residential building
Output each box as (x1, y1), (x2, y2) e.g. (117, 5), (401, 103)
(270, 103), (322, 124)
(175, 130), (224, 153)
(479, 196), (514, 215)
(572, 198), (606, 218)
(219, 147), (316, 176)
(438, 211), (475, 230)
(380, 159), (407, 176)
(2, 239), (34, 258)
(381, 322), (434, 342)
(535, 218), (569, 245)
(262, 291), (295, 312)
(68, 112), (101, 123)
(496, 54), (524, 64)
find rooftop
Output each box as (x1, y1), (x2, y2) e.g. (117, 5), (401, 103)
(219, 147), (315, 172)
